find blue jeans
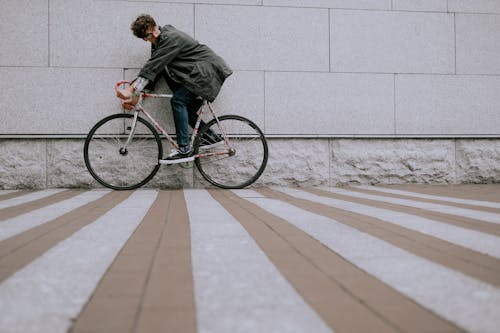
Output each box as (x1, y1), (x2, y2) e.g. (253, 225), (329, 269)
(170, 87), (200, 149)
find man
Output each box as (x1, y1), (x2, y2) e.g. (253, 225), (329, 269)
(117, 14), (232, 161)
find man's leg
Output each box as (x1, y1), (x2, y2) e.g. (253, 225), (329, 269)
(187, 97), (203, 129)
(170, 87), (197, 153)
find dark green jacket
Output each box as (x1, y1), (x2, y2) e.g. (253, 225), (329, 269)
(139, 25), (233, 102)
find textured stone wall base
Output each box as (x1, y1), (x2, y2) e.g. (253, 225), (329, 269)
(0, 138), (499, 189)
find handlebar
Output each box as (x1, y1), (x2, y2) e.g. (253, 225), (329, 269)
(115, 80), (173, 101)
(115, 81), (136, 110)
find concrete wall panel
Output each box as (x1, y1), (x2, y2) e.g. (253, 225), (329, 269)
(0, 140), (46, 189)
(0, 67), (122, 135)
(0, 0), (48, 66)
(211, 71), (265, 130)
(261, 139), (330, 186)
(330, 139), (456, 185)
(263, 0), (390, 9)
(50, 0), (193, 68)
(331, 10), (455, 74)
(396, 75), (500, 135)
(265, 72), (394, 135)
(129, 0), (261, 4)
(195, 5), (329, 71)
(392, 0), (447, 12)
(456, 139), (500, 182)
(448, 0), (500, 14)
(456, 14), (500, 74)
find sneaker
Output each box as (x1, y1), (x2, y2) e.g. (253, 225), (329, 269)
(165, 146), (192, 161)
(199, 133), (224, 150)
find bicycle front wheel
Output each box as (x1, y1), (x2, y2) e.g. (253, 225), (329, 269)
(194, 115), (268, 189)
(84, 113), (162, 190)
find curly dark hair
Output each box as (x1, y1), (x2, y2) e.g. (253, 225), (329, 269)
(130, 14), (157, 38)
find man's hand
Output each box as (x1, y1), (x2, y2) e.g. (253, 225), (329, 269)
(117, 86), (139, 110)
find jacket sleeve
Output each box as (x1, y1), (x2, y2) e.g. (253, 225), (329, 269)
(138, 36), (182, 82)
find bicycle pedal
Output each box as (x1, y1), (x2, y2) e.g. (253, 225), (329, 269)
(179, 161), (194, 169)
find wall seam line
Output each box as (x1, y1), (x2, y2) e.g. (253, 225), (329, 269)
(393, 74), (397, 135)
(193, 4), (196, 38)
(263, 71), (266, 134)
(45, 139), (49, 188)
(328, 138), (332, 187)
(328, 9), (332, 72)
(454, 12), (457, 74)
(89, 1), (500, 14)
(453, 139), (458, 184)
(48, 0), (51, 67)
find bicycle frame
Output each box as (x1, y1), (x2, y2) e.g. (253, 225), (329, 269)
(116, 81), (230, 164)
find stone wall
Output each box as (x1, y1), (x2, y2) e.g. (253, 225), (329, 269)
(1, 138), (498, 189)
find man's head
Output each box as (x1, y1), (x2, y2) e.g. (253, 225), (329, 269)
(131, 14), (160, 42)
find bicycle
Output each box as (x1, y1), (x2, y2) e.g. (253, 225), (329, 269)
(83, 81), (268, 190)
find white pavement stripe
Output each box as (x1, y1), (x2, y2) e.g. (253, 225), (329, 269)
(277, 187), (500, 258)
(0, 189), (66, 209)
(233, 189), (500, 333)
(0, 190), (20, 196)
(0, 190), (111, 242)
(355, 185), (500, 209)
(0, 190), (158, 333)
(323, 187), (500, 224)
(184, 189), (333, 333)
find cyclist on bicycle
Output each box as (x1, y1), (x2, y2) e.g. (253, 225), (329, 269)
(117, 14), (233, 161)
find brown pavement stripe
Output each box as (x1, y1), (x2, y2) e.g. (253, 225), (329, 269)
(70, 191), (173, 333)
(211, 190), (465, 333)
(0, 191), (133, 283)
(70, 190), (196, 333)
(318, 187), (500, 237)
(134, 190), (196, 333)
(0, 190), (30, 201)
(382, 184), (500, 202)
(347, 186), (500, 214)
(0, 189), (82, 221)
(261, 188), (500, 288)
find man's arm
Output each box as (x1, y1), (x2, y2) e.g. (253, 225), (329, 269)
(117, 34), (181, 109)
(116, 77), (150, 110)
(138, 34), (182, 82)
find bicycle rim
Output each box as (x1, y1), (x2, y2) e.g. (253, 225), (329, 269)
(84, 113), (162, 190)
(194, 115), (268, 189)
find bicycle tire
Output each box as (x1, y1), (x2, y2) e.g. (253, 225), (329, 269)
(84, 113), (162, 190)
(193, 115), (268, 189)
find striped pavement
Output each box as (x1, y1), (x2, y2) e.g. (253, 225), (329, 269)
(0, 185), (499, 333)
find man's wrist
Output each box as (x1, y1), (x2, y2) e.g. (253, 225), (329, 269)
(132, 76), (149, 93)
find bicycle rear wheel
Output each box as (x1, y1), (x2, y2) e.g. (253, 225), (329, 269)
(194, 115), (268, 189)
(84, 113), (162, 190)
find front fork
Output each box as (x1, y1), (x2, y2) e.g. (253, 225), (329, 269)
(120, 110), (140, 155)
